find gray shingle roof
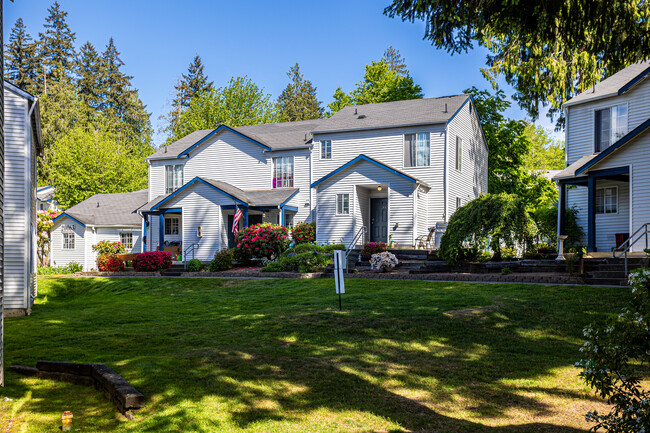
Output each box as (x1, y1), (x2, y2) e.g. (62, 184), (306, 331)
(37, 186), (55, 202)
(564, 61), (650, 107)
(146, 129), (214, 160)
(234, 119), (326, 150)
(138, 178), (299, 212)
(312, 94), (470, 134)
(63, 189), (148, 226)
(552, 155), (598, 180)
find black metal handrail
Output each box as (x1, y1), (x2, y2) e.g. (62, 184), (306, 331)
(183, 243), (199, 267)
(613, 223), (649, 274)
(344, 226), (367, 271)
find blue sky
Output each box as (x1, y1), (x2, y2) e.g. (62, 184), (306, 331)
(5, 0), (562, 146)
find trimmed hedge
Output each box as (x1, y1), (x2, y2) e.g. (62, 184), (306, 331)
(186, 259), (203, 272)
(210, 249), (234, 272)
(281, 243), (345, 257)
(262, 251), (332, 273)
(133, 251), (172, 272)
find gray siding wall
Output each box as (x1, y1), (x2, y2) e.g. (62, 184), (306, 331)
(4, 89), (34, 309)
(315, 160), (415, 246)
(565, 79), (650, 164)
(446, 100), (489, 218)
(313, 124), (446, 229)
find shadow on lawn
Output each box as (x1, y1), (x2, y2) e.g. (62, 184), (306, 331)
(7, 277), (617, 432)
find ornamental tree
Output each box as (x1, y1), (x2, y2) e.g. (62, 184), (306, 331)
(577, 268), (650, 431)
(439, 193), (537, 265)
(36, 210), (61, 266)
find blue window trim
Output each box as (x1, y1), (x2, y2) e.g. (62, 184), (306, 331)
(576, 117), (650, 174)
(311, 154), (418, 188)
(151, 177), (248, 210)
(177, 125), (271, 158)
(53, 213), (86, 228)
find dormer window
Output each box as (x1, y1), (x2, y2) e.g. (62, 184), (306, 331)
(595, 104), (627, 152)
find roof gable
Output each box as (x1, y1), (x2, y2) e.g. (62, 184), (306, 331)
(564, 62), (650, 107)
(311, 154), (428, 188)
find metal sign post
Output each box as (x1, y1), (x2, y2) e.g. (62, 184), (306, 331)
(333, 250), (345, 311)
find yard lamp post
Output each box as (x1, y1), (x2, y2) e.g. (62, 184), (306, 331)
(556, 235), (568, 261)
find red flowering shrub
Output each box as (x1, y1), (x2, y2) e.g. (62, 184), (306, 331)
(235, 223), (291, 262)
(292, 221), (315, 245)
(360, 242), (388, 261)
(133, 251), (172, 272)
(100, 256), (124, 272)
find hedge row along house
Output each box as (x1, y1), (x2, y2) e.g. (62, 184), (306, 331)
(554, 61), (650, 253)
(51, 93), (488, 269)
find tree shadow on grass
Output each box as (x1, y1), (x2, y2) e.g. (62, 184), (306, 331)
(4, 277), (622, 432)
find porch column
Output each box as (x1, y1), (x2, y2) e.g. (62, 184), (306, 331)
(281, 207), (286, 226)
(558, 181), (566, 236)
(243, 208), (248, 227)
(587, 174), (596, 252)
(142, 214), (148, 253)
(159, 213), (165, 251)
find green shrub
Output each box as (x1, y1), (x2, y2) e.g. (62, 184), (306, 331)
(501, 266), (512, 275)
(476, 251), (493, 262)
(66, 262), (83, 273)
(439, 193), (537, 265)
(92, 240), (126, 257)
(292, 221), (315, 244)
(210, 249), (234, 272)
(262, 251), (332, 273)
(187, 259), (203, 272)
(37, 261), (83, 275)
(281, 243), (345, 256)
(500, 247), (518, 260)
(532, 205), (583, 248)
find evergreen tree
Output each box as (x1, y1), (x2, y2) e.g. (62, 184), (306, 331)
(76, 41), (102, 111)
(38, 1), (76, 87)
(277, 63), (323, 122)
(5, 18), (39, 93)
(98, 38), (153, 150)
(381, 46), (409, 76)
(173, 55), (213, 109)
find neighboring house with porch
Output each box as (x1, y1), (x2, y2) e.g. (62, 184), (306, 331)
(139, 94), (488, 262)
(554, 61), (650, 253)
(37, 185), (61, 211)
(4, 81), (42, 316)
(50, 190), (147, 271)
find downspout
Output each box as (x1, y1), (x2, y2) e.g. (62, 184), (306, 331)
(443, 127), (448, 222)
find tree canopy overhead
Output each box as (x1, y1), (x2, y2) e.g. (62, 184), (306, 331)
(385, 0), (650, 128)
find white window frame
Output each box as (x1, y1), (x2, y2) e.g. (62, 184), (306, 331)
(336, 193), (350, 215)
(456, 136), (463, 172)
(595, 186), (619, 215)
(595, 103), (628, 153)
(320, 140), (332, 159)
(456, 197), (462, 210)
(165, 164), (184, 194)
(272, 156), (294, 188)
(120, 232), (134, 249)
(165, 217), (180, 235)
(62, 232), (75, 250)
(403, 132), (430, 168)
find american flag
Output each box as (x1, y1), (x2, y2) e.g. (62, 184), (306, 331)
(232, 208), (243, 233)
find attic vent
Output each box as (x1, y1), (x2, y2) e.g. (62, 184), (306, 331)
(97, 202), (100, 208)
(358, 114), (367, 119)
(304, 133), (307, 141)
(354, 108), (358, 115)
(444, 103), (448, 113)
(164, 146), (168, 153)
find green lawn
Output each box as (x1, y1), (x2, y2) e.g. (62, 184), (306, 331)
(0, 277), (628, 432)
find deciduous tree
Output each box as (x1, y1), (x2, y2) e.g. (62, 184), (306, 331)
(385, 0), (650, 128)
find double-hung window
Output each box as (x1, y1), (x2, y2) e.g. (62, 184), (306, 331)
(320, 140), (332, 159)
(120, 232), (133, 249)
(595, 187), (618, 214)
(404, 133), (430, 167)
(165, 217), (180, 235)
(272, 156), (294, 188)
(165, 164), (184, 194)
(455, 137), (463, 171)
(336, 194), (350, 215)
(62, 233), (75, 249)
(595, 104), (628, 152)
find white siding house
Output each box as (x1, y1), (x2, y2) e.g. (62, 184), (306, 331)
(554, 61), (650, 252)
(3, 82), (42, 316)
(37, 186), (60, 212)
(50, 190), (147, 271)
(140, 95), (487, 261)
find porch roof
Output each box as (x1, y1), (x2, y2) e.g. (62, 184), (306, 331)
(138, 177), (299, 212)
(310, 154), (430, 188)
(55, 189), (148, 227)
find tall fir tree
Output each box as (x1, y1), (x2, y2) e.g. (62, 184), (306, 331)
(276, 63), (323, 122)
(98, 38), (153, 152)
(76, 41), (102, 111)
(5, 18), (39, 93)
(173, 55), (213, 109)
(382, 46), (409, 76)
(38, 1), (76, 90)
